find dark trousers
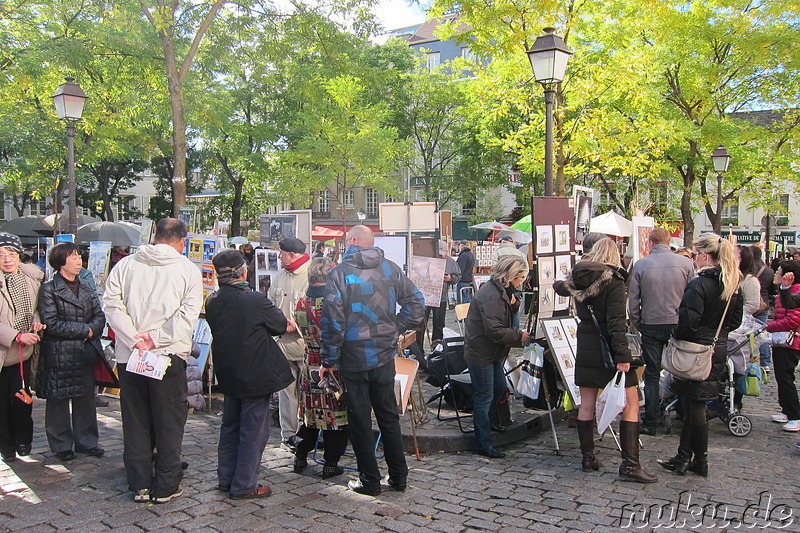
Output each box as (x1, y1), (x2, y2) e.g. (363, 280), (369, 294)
(340, 363), (407, 488)
(679, 397), (708, 457)
(639, 325), (673, 428)
(217, 394), (271, 495)
(45, 362), (99, 453)
(119, 355), (187, 498)
(416, 304), (447, 352)
(466, 360), (506, 452)
(0, 358), (33, 455)
(773, 346), (800, 421)
(295, 424), (350, 465)
(457, 282), (473, 304)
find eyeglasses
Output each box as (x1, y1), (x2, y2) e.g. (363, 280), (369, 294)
(0, 253), (19, 260)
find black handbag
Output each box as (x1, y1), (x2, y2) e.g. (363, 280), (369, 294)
(588, 305), (643, 369)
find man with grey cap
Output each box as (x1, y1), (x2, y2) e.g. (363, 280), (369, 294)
(206, 249), (294, 499)
(456, 240), (475, 304)
(268, 237), (311, 450)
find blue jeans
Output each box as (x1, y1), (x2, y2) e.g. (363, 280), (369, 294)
(457, 282), (473, 304)
(217, 394), (271, 495)
(754, 310), (772, 367)
(639, 325), (674, 429)
(467, 360), (506, 452)
(340, 362), (407, 488)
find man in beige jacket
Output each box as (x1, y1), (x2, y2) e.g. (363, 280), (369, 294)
(268, 237), (310, 450)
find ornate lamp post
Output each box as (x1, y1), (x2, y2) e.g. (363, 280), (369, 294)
(711, 145), (731, 234)
(52, 78), (88, 236)
(527, 28), (572, 197)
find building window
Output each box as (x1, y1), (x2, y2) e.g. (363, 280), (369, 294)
(720, 196), (739, 226)
(777, 194), (790, 226)
(461, 47), (478, 62)
(415, 190), (427, 202)
(461, 200), (475, 216)
(345, 190), (355, 208)
(366, 188), (378, 216)
(29, 198), (47, 216)
(115, 196), (133, 221)
(385, 192), (395, 203)
(0, 194), (5, 220)
(426, 52), (440, 70)
(318, 190), (329, 213)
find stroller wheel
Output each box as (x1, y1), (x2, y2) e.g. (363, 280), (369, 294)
(728, 414), (752, 437)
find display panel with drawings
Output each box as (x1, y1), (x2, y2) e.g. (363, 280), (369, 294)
(539, 316), (581, 406)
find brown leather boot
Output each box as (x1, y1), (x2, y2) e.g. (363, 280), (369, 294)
(577, 420), (600, 472)
(618, 421), (657, 483)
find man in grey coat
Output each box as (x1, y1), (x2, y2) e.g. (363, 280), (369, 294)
(628, 227), (695, 435)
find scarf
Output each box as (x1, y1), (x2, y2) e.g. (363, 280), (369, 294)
(285, 254), (310, 273)
(221, 279), (251, 291)
(5, 270), (33, 332)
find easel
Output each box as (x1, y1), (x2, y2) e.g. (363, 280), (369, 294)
(397, 330), (425, 461)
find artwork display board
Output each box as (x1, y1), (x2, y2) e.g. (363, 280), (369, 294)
(379, 202), (438, 233)
(531, 197), (576, 321)
(573, 186), (595, 244)
(409, 256), (446, 308)
(539, 316), (581, 406)
(259, 214), (298, 249)
(254, 248), (281, 295)
(281, 210), (313, 251)
(375, 235), (408, 271)
(88, 241), (112, 294)
(631, 216), (655, 266)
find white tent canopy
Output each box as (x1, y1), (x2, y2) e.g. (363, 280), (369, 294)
(589, 211), (633, 237)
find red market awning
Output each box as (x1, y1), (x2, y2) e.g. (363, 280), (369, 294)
(312, 226), (345, 239)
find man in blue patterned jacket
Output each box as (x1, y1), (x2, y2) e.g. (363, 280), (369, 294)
(320, 225), (424, 496)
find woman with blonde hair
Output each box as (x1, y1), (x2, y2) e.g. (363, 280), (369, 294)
(464, 255), (530, 458)
(658, 233), (742, 477)
(555, 237), (656, 483)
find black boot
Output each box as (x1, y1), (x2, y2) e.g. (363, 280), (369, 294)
(293, 454), (308, 474)
(657, 419), (692, 475)
(618, 421), (657, 483)
(688, 421), (708, 477)
(576, 420), (600, 472)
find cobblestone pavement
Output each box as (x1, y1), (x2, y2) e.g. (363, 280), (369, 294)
(3, 369), (799, 533)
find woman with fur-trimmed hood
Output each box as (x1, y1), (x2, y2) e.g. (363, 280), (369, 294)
(554, 237), (656, 483)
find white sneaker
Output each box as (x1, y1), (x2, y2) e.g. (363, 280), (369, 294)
(771, 413), (789, 423)
(782, 420), (800, 432)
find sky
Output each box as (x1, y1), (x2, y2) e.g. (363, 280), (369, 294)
(373, 0), (427, 33)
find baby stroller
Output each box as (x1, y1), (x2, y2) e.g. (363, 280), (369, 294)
(659, 319), (766, 438)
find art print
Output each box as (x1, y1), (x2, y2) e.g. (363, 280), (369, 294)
(555, 224), (570, 253)
(536, 225), (553, 254)
(538, 257), (555, 282)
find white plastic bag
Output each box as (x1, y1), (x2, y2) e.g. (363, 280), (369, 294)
(596, 371), (626, 435)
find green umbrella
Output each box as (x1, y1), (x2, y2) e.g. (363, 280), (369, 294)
(510, 214), (531, 233)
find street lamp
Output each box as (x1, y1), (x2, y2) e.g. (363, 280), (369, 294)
(527, 27), (572, 197)
(711, 145), (731, 234)
(52, 77), (88, 236)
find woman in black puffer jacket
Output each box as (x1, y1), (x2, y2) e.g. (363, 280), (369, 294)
(658, 233), (742, 477)
(37, 243), (106, 461)
(554, 237), (655, 483)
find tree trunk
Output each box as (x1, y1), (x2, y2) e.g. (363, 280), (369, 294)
(165, 59), (187, 216)
(681, 167), (695, 247)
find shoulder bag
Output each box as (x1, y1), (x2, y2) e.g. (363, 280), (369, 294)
(661, 294), (733, 381)
(588, 305), (643, 369)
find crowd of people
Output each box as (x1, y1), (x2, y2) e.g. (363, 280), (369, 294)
(2, 216), (799, 505)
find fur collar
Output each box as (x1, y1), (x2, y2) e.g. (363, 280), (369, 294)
(559, 262), (617, 302)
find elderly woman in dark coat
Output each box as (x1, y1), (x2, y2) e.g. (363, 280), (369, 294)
(0, 232), (44, 464)
(658, 233), (742, 477)
(464, 255), (530, 459)
(554, 237), (656, 483)
(37, 242), (107, 461)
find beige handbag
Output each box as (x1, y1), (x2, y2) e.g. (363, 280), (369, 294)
(662, 295), (732, 381)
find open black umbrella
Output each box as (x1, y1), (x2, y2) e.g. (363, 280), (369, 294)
(76, 221), (141, 246)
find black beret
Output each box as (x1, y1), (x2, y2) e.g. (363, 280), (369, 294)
(279, 237), (306, 254)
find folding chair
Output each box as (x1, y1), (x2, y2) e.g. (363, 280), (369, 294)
(454, 302), (470, 336)
(434, 337), (474, 433)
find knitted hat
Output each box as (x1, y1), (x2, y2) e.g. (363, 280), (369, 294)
(0, 232), (24, 255)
